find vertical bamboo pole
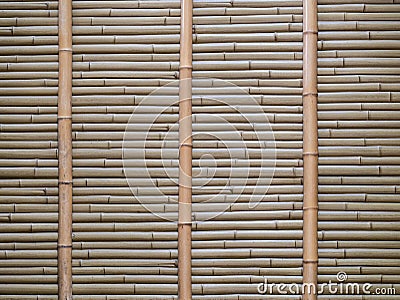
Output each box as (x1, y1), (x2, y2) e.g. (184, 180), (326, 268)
(178, 0), (193, 299)
(58, 0), (73, 299)
(302, 0), (318, 299)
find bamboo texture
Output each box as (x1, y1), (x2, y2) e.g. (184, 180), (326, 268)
(0, 0), (399, 299)
(57, 0), (73, 299)
(302, 0), (318, 299)
(178, 0), (193, 299)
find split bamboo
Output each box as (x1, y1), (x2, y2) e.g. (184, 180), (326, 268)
(58, 0), (73, 299)
(302, 0), (319, 299)
(178, 0), (193, 299)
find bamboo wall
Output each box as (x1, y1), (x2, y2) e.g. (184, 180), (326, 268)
(0, 0), (399, 299)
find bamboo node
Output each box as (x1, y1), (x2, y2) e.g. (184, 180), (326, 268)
(303, 92), (318, 97)
(303, 206), (318, 211)
(302, 152), (318, 156)
(178, 221), (192, 226)
(180, 143), (193, 148)
(57, 244), (72, 248)
(59, 181), (73, 185)
(179, 65), (193, 70)
(303, 30), (318, 35)
(303, 259), (318, 263)
(58, 116), (72, 120)
(59, 48), (72, 52)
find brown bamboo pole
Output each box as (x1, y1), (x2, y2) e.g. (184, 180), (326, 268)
(58, 0), (73, 299)
(178, 0), (193, 299)
(302, 0), (318, 299)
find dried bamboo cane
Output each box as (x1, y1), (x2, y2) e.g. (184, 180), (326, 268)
(58, 0), (73, 299)
(178, 0), (193, 299)
(302, 0), (319, 299)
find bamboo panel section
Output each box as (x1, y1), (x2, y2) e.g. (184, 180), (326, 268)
(0, 0), (59, 298)
(189, 0), (303, 298)
(317, 1), (400, 299)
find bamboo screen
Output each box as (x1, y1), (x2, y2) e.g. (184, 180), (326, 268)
(0, 0), (399, 299)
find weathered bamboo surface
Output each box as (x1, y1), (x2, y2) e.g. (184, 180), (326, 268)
(316, 1), (400, 300)
(0, 0), (399, 299)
